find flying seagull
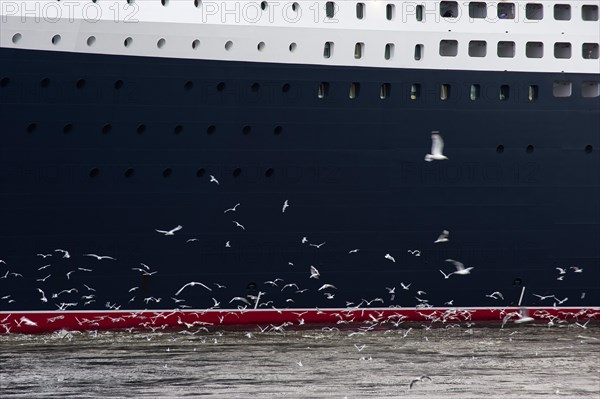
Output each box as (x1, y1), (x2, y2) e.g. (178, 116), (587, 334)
(384, 253), (395, 263)
(424, 131), (448, 161)
(434, 230), (449, 243)
(409, 375), (431, 389)
(224, 203), (240, 213)
(209, 175), (219, 185)
(445, 259), (474, 275)
(310, 265), (320, 279)
(175, 281), (213, 296)
(84, 254), (116, 261)
(232, 221), (245, 230)
(282, 200), (289, 213)
(155, 225), (182, 236)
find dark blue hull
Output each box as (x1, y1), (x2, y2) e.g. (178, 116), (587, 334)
(1, 48), (598, 315)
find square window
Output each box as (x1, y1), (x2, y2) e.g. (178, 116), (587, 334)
(469, 2), (486, 18)
(582, 5), (599, 21)
(498, 2), (514, 19)
(469, 40), (487, 57)
(498, 41), (515, 58)
(554, 42), (571, 59)
(583, 43), (599, 59)
(553, 81), (571, 97)
(526, 42), (543, 58)
(554, 4), (571, 20)
(582, 81), (600, 98)
(440, 40), (458, 57)
(441, 1), (458, 18)
(526, 3), (543, 20)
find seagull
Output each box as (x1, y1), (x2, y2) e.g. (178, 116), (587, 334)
(214, 283), (226, 289)
(318, 284), (337, 291)
(445, 300), (454, 305)
(37, 288), (48, 303)
(310, 265), (320, 279)
(54, 249), (70, 258)
(386, 287), (396, 294)
(354, 344), (366, 352)
(37, 254), (52, 258)
(486, 291), (504, 300)
(401, 282), (411, 290)
(439, 269), (452, 279)
(264, 280), (280, 287)
(129, 287), (139, 292)
(229, 297), (251, 305)
(10, 272), (22, 277)
(175, 281), (213, 296)
(409, 375), (432, 389)
(209, 175), (219, 185)
(570, 266), (583, 273)
(282, 200), (289, 213)
(282, 283), (299, 291)
(36, 274), (51, 282)
(232, 221), (245, 230)
(417, 290), (427, 296)
(408, 250), (421, 256)
(186, 238), (198, 242)
(324, 292), (335, 299)
(384, 254), (395, 263)
(556, 267), (566, 274)
(66, 270), (75, 280)
(348, 249), (360, 254)
(225, 241), (231, 248)
(301, 237), (308, 244)
(77, 267), (92, 272)
(434, 230), (449, 243)
(224, 203), (240, 213)
(424, 131), (448, 162)
(83, 284), (96, 292)
(445, 259), (473, 275)
(155, 225), (182, 235)
(84, 254), (116, 261)
(0, 271), (9, 279)
(514, 308), (534, 324)
(131, 268), (157, 276)
(309, 242), (326, 248)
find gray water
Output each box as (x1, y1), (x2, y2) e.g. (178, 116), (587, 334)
(1, 324), (599, 398)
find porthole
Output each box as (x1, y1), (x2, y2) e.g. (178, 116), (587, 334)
(242, 126), (252, 135)
(124, 168), (135, 178)
(196, 168), (206, 177)
(12, 33), (22, 44)
(126, 0), (134, 4)
(89, 168), (100, 178)
(526, 145), (534, 154)
(274, 126), (283, 135)
(207, 125), (216, 135)
(265, 168), (274, 177)
(114, 80), (124, 89)
(0, 77), (9, 87)
(40, 78), (50, 88)
(161, 0), (169, 6)
(76, 79), (86, 89)
(289, 42), (297, 52)
(257, 41), (265, 51)
(86, 36), (96, 46)
(225, 41), (233, 51)
(192, 39), (200, 49)
(251, 83), (260, 92)
(137, 124), (146, 134)
(282, 83), (290, 93)
(216, 82), (226, 91)
(585, 145), (593, 154)
(233, 168), (242, 177)
(63, 124), (73, 133)
(292, 2), (299, 11)
(184, 81), (194, 91)
(261, 1), (267, 10)
(102, 124), (112, 134)
(157, 38), (166, 49)
(124, 37), (133, 47)
(496, 145), (504, 154)
(26, 123), (37, 133)
(52, 34), (61, 45)
(194, 0), (201, 8)
(174, 125), (184, 135)
(163, 168), (172, 178)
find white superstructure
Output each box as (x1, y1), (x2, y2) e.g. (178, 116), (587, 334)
(1, 0), (599, 74)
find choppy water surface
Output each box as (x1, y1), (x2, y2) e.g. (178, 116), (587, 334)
(1, 324), (599, 398)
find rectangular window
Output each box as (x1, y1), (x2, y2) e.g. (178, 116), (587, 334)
(469, 40), (486, 57)
(349, 82), (360, 99)
(582, 81), (600, 98)
(416, 5), (423, 21)
(439, 40), (458, 57)
(354, 42), (364, 59)
(318, 82), (329, 99)
(410, 84), (420, 100)
(470, 84), (480, 100)
(385, 43), (394, 60)
(526, 42), (543, 58)
(323, 41), (333, 58)
(554, 42), (572, 59)
(440, 84), (450, 100)
(386, 4), (395, 20)
(498, 41), (515, 58)
(526, 3), (543, 20)
(380, 83), (390, 99)
(356, 2), (365, 19)
(582, 5), (599, 21)
(528, 85), (538, 101)
(414, 44), (423, 60)
(441, 1), (458, 18)
(554, 4), (571, 20)
(500, 85), (510, 101)
(325, 1), (336, 18)
(469, 2), (487, 18)
(498, 2), (515, 19)
(583, 43), (599, 59)
(553, 81), (571, 97)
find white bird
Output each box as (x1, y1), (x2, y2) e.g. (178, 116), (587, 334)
(186, 238), (198, 242)
(232, 221), (245, 230)
(0, 271), (9, 279)
(532, 294), (554, 301)
(386, 287), (396, 294)
(66, 270), (75, 280)
(155, 225), (182, 236)
(224, 203), (240, 213)
(282, 283), (299, 291)
(37, 254), (52, 258)
(229, 297), (251, 305)
(309, 242), (326, 248)
(282, 200), (289, 213)
(408, 249), (421, 256)
(37, 288), (48, 303)
(439, 269), (452, 279)
(556, 267), (566, 274)
(83, 284), (96, 292)
(54, 249), (70, 258)
(143, 297), (161, 303)
(417, 290), (427, 296)
(225, 241), (231, 248)
(445, 259), (474, 275)
(209, 175), (219, 185)
(514, 308), (534, 324)
(301, 237), (308, 244)
(318, 284), (337, 291)
(10, 272), (22, 277)
(264, 280), (280, 287)
(37, 264), (51, 270)
(384, 253), (395, 263)
(445, 300), (454, 305)
(409, 375), (432, 389)
(175, 281), (213, 296)
(129, 287), (139, 292)
(434, 230), (449, 243)
(36, 274), (51, 282)
(401, 282), (411, 290)
(570, 266), (583, 273)
(214, 283), (226, 289)
(424, 131), (448, 162)
(557, 276), (564, 281)
(310, 265), (320, 279)
(84, 254), (116, 261)
(77, 267), (92, 272)
(131, 268), (157, 276)
(348, 249), (360, 254)
(324, 292), (335, 299)
(486, 291), (504, 300)
(354, 344), (366, 352)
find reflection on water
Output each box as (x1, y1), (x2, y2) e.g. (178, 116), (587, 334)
(1, 324), (599, 398)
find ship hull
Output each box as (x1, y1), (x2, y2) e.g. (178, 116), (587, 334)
(1, 48), (599, 333)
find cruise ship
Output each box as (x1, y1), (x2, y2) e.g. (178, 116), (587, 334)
(0, 0), (599, 333)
